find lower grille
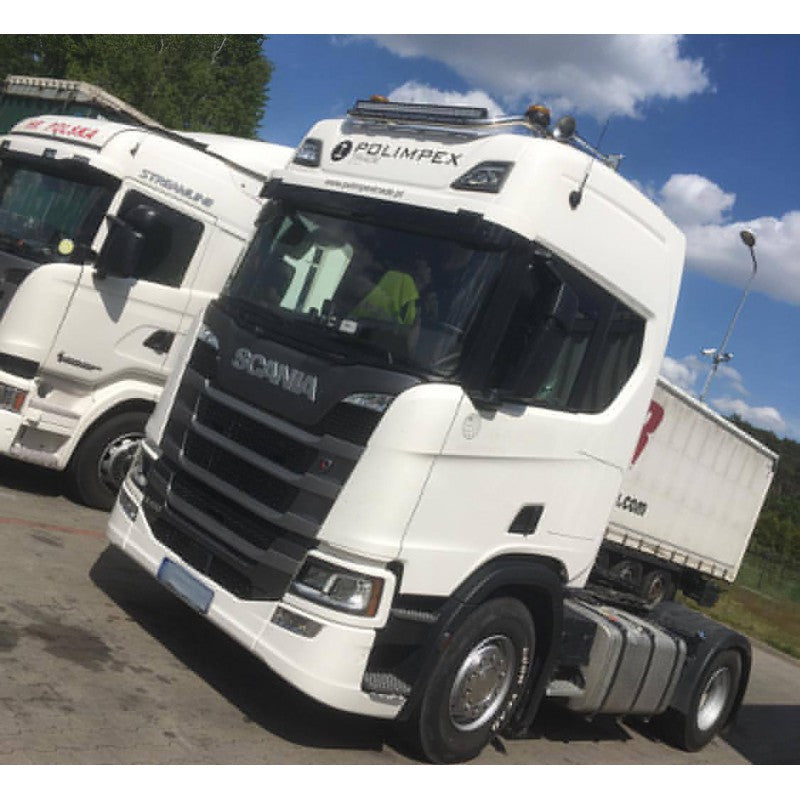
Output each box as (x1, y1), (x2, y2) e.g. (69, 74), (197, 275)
(151, 514), (255, 599)
(143, 351), (367, 602)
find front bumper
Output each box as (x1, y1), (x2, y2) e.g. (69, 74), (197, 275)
(106, 482), (403, 720)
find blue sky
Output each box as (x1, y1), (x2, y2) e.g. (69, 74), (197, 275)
(258, 34), (800, 440)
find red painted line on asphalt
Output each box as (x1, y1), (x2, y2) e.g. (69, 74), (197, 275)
(0, 516), (105, 539)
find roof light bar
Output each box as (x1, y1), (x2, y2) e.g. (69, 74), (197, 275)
(346, 98), (624, 169)
(349, 99), (489, 126)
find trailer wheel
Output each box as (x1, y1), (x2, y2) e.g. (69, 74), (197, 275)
(67, 410), (149, 510)
(413, 597), (535, 763)
(640, 569), (675, 607)
(611, 559), (642, 587)
(662, 649), (742, 751)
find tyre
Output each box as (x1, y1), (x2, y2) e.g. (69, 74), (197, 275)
(413, 597), (535, 763)
(610, 559), (642, 588)
(66, 410), (149, 510)
(661, 649), (742, 751)
(640, 569), (675, 607)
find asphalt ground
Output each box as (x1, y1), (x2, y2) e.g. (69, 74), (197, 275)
(1, 456), (798, 765)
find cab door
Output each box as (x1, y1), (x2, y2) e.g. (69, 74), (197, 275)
(40, 186), (210, 394)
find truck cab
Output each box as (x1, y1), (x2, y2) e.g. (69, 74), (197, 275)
(109, 101), (750, 764)
(0, 114), (291, 507)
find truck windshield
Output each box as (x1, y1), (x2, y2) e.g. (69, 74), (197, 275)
(224, 204), (505, 377)
(0, 159), (114, 263)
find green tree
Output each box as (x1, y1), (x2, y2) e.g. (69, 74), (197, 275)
(731, 415), (800, 566)
(0, 35), (272, 137)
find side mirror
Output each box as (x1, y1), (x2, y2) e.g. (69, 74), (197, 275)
(94, 204), (162, 279)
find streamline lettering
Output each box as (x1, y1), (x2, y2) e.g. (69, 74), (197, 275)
(231, 348), (318, 402)
(139, 169), (214, 208)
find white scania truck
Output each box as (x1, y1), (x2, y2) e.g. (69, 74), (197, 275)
(0, 112), (291, 508)
(107, 99), (762, 762)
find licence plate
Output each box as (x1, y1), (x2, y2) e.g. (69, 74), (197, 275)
(157, 558), (214, 615)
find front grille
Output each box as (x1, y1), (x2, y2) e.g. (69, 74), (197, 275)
(170, 471), (286, 550)
(196, 394), (317, 474)
(144, 338), (372, 601)
(183, 431), (301, 513)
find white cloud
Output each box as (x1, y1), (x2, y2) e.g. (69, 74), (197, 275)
(710, 396), (786, 433)
(365, 35), (710, 120)
(388, 82), (505, 117)
(661, 355), (701, 392)
(659, 174), (736, 227)
(661, 355), (746, 397)
(662, 355), (784, 433)
(655, 174), (800, 306)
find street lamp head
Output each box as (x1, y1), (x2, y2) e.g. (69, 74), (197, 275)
(740, 229), (756, 249)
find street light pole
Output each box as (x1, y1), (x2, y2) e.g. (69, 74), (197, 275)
(698, 230), (759, 404)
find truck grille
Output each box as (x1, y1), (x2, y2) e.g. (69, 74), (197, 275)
(143, 340), (379, 601)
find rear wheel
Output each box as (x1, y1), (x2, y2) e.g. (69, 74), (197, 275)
(611, 559), (642, 588)
(661, 649), (742, 751)
(640, 569), (675, 607)
(412, 597), (535, 763)
(66, 410), (149, 510)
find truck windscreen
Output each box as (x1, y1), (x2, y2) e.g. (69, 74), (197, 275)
(0, 158), (115, 264)
(224, 203), (505, 377)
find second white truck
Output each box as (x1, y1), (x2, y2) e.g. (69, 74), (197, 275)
(0, 112), (291, 507)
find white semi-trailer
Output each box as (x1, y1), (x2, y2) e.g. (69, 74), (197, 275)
(593, 376), (777, 606)
(0, 113), (291, 508)
(108, 99), (764, 762)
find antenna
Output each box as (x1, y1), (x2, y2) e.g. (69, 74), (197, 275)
(568, 116), (612, 210)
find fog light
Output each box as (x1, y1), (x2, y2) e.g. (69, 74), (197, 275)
(272, 606), (322, 638)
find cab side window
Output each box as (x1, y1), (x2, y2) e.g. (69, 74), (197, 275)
(489, 249), (645, 413)
(117, 190), (203, 287)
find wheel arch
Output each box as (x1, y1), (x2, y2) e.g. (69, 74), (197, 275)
(647, 602), (752, 728)
(396, 553), (566, 733)
(66, 396), (156, 467)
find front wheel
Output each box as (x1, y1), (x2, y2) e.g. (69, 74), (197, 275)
(413, 597), (535, 763)
(661, 648), (742, 751)
(66, 410), (149, 510)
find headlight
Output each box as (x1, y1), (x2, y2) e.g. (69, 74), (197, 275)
(0, 382), (27, 413)
(291, 557), (384, 616)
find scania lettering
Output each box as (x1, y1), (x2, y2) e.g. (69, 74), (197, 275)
(108, 99), (772, 762)
(0, 109), (291, 508)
